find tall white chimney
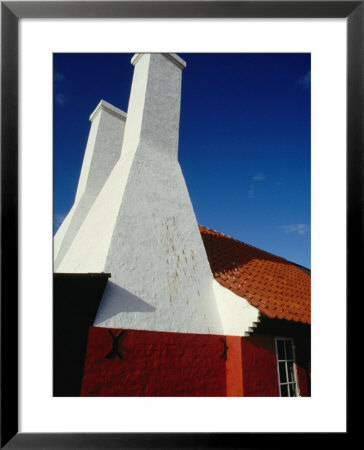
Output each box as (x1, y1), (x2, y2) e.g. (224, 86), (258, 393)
(55, 53), (259, 336)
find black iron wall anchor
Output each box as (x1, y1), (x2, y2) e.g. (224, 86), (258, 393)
(219, 336), (228, 360)
(106, 330), (128, 360)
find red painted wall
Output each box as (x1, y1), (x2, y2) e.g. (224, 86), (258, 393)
(81, 327), (310, 397)
(225, 336), (243, 396)
(241, 335), (280, 397)
(81, 327), (227, 396)
(241, 334), (310, 397)
(294, 338), (310, 397)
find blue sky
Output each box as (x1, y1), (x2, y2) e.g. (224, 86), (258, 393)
(54, 53), (311, 268)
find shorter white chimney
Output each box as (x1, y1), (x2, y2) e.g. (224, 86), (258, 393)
(54, 100), (126, 270)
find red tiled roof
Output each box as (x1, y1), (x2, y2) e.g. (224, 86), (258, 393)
(199, 226), (311, 325)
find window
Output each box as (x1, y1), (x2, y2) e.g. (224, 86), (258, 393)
(275, 337), (300, 397)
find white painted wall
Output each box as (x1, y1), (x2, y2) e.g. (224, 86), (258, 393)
(55, 53), (259, 337)
(213, 280), (260, 336)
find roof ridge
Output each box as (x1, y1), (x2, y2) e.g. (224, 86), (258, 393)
(198, 224), (310, 272)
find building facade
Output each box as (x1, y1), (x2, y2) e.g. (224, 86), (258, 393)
(54, 53), (310, 397)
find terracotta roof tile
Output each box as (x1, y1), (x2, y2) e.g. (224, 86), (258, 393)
(199, 225), (311, 325)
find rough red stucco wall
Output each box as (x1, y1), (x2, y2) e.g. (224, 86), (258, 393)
(241, 335), (280, 397)
(241, 334), (310, 397)
(81, 327), (227, 396)
(225, 336), (243, 396)
(295, 364), (309, 397)
(294, 338), (310, 397)
(81, 328), (309, 397)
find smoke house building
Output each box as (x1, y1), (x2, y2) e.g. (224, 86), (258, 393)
(54, 53), (311, 397)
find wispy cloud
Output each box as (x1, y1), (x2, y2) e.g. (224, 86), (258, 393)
(55, 93), (67, 106)
(252, 173), (265, 182)
(296, 71), (311, 90)
(54, 72), (65, 82)
(54, 72), (67, 106)
(248, 173), (266, 198)
(282, 224), (310, 235)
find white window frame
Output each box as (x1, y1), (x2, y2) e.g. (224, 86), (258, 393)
(274, 337), (300, 397)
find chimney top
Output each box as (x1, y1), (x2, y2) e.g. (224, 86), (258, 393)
(89, 99), (127, 122)
(131, 53), (187, 70)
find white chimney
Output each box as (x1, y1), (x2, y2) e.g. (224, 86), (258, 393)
(54, 100), (126, 270)
(55, 53), (260, 336)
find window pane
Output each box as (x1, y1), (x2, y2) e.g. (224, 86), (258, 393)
(287, 361), (295, 382)
(280, 384), (289, 397)
(279, 362), (287, 383)
(289, 383), (297, 397)
(277, 340), (285, 360)
(285, 340), (293, 360)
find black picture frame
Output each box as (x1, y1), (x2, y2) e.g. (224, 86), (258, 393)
(1, 1), (356, 448)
